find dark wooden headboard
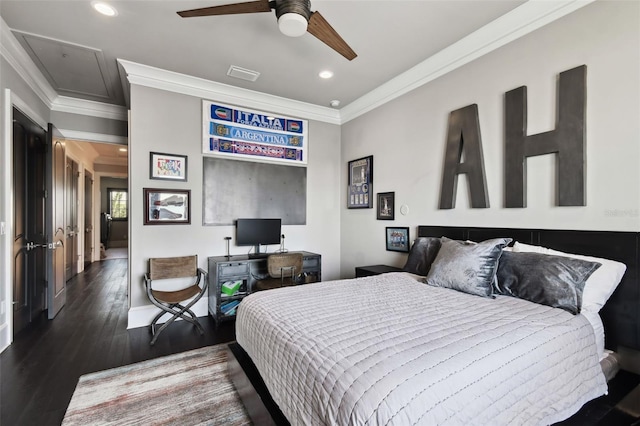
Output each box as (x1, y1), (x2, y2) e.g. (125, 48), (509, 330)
(417, 226), (640, 351)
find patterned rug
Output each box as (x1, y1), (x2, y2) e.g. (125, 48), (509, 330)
(62, 345), (251, 425)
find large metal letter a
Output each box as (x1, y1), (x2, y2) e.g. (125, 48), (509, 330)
(505, 65), (586, 207)
(439, 104), (489, 209)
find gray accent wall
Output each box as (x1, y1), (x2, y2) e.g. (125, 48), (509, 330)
(340, 0), (640, 277)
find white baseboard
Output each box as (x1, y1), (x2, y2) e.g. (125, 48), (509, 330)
(0, 322), (11, 354)
(127, 298), (209, 330)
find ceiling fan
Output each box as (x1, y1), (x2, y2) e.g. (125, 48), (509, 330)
(177, 0), (357, 61)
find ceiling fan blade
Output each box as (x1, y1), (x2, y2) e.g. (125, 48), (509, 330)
(177, 0), (273, 18)
(307, 11), (357, 61)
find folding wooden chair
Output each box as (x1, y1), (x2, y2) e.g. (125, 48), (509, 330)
(143, 255), (207, 345)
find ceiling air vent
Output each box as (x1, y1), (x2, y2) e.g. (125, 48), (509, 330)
(227, 65), (260, 82)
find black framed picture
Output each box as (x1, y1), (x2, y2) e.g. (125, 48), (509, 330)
(347, 155), (373, 209)
(150, 152), (188, 181)
(386, 227), (410, 252)
(377, 192), (395, 220)
(143, 188), (191, 225)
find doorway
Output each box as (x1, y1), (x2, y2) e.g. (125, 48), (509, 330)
(12, 108), (47, 335)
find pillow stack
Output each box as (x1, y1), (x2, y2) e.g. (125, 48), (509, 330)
(402, 236), (627, 315)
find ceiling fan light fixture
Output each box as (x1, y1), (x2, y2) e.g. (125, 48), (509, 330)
(319, 70), (333, 79)
(92, 1), (118, 17)
(278, 13), (308, 37)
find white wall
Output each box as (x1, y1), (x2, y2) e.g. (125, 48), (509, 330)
(127, 85), (342, 327)
(340, 0), (640, 277)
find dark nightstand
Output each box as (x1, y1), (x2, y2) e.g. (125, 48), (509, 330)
(355, 264), (404, 278)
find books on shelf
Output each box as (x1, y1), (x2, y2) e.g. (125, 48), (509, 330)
(221, 280), (243, 296)
(220, 299), (240, 316)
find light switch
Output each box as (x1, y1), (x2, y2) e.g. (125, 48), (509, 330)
(0, 222), (5, 236)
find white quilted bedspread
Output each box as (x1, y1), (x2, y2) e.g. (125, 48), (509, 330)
(236, 273), (606, 426)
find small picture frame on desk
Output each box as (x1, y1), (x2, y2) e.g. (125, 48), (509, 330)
(143, 188), (190, 225)
(386, 227), (410, 252)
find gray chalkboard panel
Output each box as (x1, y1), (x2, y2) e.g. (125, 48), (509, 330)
(203, 157), (306, 225)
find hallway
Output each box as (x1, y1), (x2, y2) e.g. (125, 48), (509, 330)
(0, 259), (234, 425)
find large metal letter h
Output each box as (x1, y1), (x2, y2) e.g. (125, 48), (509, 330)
(504, 65), (586, 207)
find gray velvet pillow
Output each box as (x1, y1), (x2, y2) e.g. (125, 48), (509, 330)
(425, 237), (512, 297)
(495, 251), (601, 314)
(403, 237), (442, 276)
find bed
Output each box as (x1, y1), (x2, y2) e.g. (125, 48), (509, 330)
(228, 226), (640, 425)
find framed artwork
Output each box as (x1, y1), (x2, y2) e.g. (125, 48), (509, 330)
(144, 188), (190, 225)
(150, 152), (188, 181)
(386, 227), (410, 252)
(377, 192), (395, 220)
(202, 100), (308, 165)
(347, 155), (373, 209)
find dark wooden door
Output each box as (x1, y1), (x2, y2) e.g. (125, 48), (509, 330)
(84, 170), (93, 267)
(12, 108), (47, 335)
(47, 124), (66, 319)
(65, 158), (78, 280)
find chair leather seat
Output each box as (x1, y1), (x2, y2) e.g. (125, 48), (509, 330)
(152, 285), (201, 304)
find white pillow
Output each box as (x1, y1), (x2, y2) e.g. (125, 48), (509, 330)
(513, 242), (627, 314)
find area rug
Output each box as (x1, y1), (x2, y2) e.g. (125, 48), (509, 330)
(62, 345), (251, 425)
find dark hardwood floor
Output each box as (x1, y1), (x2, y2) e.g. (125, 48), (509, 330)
(0, 259), (235, 425)
(1, 258), (638, 425)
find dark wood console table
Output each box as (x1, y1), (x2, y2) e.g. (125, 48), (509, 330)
(208, 251), (321, 324)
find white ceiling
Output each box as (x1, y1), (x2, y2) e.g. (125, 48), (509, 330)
(1, 0), (531, 110)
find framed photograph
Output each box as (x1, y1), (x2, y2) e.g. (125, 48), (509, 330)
(377, 192), (395, 220)
(347, 155), (373, 209)
(150, 152), (188, 181)
(386, 227), (410, 252)
(144, 188), (190, 225)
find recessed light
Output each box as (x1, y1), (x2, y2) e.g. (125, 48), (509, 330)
(92, 2), (118, 17)
(118, 148), (127, 152)
(319, 70), (334, 79)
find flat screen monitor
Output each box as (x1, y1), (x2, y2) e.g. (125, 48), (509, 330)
(236, 218), (281, 256)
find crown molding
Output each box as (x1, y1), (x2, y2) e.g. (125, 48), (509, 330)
(117, 59), (341, 125)
(340, 0), (595, 123)
(58, 129), (128, 145)
(52, 96), (128, 121)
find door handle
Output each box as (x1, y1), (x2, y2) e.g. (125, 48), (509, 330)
(25, 241), (48, 251)
(47, 241), (63, 250)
